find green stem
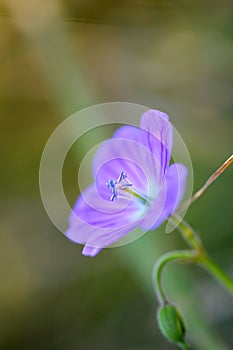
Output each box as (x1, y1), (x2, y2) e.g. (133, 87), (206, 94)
(153, 250), (198, 305)
(171, 215), (204, 253)
(153, 220), (233, 305)
(176, 219), (233, 296)
(153, 222), (233, 350)
(199, 255), (233, 295)
(179, 343), (190, 350)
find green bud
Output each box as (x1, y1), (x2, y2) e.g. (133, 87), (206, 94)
(157, 304), (189, 349)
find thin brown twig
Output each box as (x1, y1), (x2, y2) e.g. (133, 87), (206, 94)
(180, 154), (233, 211)
(190, 154), (233, 205)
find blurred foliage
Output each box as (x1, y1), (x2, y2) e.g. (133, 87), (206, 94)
(0, 1), (233, 349)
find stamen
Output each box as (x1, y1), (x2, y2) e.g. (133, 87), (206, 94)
(117, 171), (127, 182)
(106, 171), (132, 201)
(106, 179), (117, 201)
(106, 171), (149, 204)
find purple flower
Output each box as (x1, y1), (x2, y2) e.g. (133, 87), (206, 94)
(66, 110), (187, 257)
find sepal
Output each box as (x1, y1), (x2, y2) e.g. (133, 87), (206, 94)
(157, 304), (189, 349)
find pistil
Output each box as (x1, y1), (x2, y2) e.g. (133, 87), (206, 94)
(106, 171), (150, 205)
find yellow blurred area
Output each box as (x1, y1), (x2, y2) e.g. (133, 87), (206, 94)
(0, 1), (233, 349)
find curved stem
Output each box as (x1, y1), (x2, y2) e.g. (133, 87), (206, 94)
(154, 220), (233, 306)
(152, 250), (198, 305)
(176, 219), (233, 296)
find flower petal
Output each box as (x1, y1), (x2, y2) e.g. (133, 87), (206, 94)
(82, 246), (102, 257)
(93, 134), (148, 186)
(66, 109), (185, 257)
(93, 135), (162, 202)
(140, 163), (187, 231)
(113, 125), (164, 187)
(82, 221), (139, 255)
(140, 110), (173, 180)
(95, 156), (150, 202)
(66, 184), (145, 253)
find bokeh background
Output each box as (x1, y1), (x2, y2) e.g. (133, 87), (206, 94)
(0, 1), (233, 349)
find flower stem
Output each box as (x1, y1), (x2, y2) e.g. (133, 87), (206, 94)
(153, 221), (233, 350)
(171, 215), (204, 253)
(154, 155), (233, 348)
(153, 220), (233, 305)
(199, 255), (233, 295)
(152, 250), (198, 305)
(176, 219), (233, 296)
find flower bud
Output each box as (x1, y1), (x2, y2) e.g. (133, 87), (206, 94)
(157, 304), (189, 349)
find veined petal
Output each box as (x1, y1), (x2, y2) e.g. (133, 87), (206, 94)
(66, 184), (145, 253)
(140, 110), (173, 180)
(140, 163), (187, 231)
(82, 220), (139, 256)
(82, 246), (102, 257)
(93, 137), (160, 201)
(113, 125), (165, 187)
(66, 109), (187, 257)
(92, 127), (139, 181)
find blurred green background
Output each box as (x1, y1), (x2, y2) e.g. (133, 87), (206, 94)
(0, 1), (233, 349)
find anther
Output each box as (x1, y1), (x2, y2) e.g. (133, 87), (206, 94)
(117, 171), (127, 182)
(106, 171), (150, 205)
(106, 171), (132, 201)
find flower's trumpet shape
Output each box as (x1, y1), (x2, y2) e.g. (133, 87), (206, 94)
(66, 110), (187, 256)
